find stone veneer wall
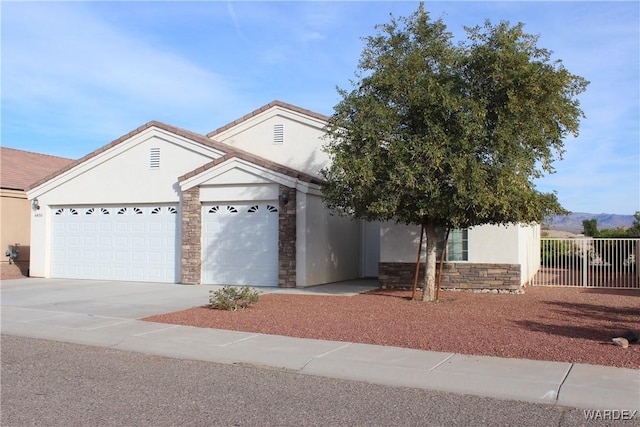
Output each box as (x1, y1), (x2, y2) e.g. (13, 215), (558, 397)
(278, 186), (296, 287)
(181, 187), (201, 284)
(379, 262), (521, 290)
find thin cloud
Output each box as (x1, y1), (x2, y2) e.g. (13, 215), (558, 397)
(3, 3), (239, 141)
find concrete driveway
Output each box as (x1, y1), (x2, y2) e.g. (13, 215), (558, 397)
(1, 278), (215, 319)
(0, 278), (378, 318)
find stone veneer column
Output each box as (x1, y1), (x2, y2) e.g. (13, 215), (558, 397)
(278, 185), (296, 287)
(181, 187), (201, 284)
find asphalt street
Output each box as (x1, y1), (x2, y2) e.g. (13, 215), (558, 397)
(1, 335), (623, 427)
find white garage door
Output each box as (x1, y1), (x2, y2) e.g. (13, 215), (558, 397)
(51, 205), (178, 282)
(202, 202), (279, 286)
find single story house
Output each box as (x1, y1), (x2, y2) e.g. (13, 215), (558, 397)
(1, 147), (73, 277)
(26, 101), (540, 289)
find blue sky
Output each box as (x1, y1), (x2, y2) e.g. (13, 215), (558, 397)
(2, 1), (638, 215)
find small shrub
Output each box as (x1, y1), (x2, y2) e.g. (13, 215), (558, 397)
(209, 286), (260, 311)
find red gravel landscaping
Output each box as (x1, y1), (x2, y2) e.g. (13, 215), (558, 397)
(143, 286), (640, 369)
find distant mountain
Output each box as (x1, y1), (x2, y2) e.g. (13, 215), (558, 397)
(544, 213), (635, 233)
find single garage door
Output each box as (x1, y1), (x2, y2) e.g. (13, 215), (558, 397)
(202, 202), (279, 286)
(51, 205), (178, 282)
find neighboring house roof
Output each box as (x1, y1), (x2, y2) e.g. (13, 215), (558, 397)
(207, 100), (330, 138)
(27, 114), (324, 192)
(0, 147), (73, 191)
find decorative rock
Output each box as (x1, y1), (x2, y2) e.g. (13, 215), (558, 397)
(612, 337), (629, 348)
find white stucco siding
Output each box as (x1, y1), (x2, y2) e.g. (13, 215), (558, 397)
(28, 208), (47, 277)
(381, 222), (524, 264)
(212, 111), (330, 177)
(517, 223), (541, 284)
(30, 133), (219, 206)
(298, 194), (360, 286)
(197, 166), (280, 202)
(467, 224), (520, 264)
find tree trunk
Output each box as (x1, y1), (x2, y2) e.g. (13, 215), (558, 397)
(421, 222), (438, 302)
(435, 228), (450, 301)
(411, 224), (425, 301)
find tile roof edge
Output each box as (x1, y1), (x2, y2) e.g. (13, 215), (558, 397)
(206, 100), (330, 138)
(178, 150), (325, 187)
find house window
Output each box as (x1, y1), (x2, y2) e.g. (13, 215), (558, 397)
(437, 228), (468, 261)
(273, 124), (284, 145)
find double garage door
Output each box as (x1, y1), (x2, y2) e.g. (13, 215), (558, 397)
(51, 202), (279, 286)
(51, 205), (178, 282)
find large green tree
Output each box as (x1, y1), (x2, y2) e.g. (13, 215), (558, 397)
(321, 4), (588, 301)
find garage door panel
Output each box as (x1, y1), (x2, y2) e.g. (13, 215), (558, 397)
(99, 236), (112, 246)
(66, 265), (81, 276)
(96, 266), (111, 276)
(99, 223), (112, 232)
(149, 222), (163, 232)
(113, 268), (129, 280)
(131, 251), (145, 262)
(131, 222), (146, 233)
(51, 205), (177, 283)
(202, 202), (279, 287)
(132, 236), (145, 247)
(130, 267), (145, 280)
(148, 251), (162, 263)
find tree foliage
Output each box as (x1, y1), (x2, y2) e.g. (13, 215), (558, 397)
(581, 212), (640, 237)
(321, 4), (588, 301)
(582, 219), (599, 237)
(628, 211), (640, 237)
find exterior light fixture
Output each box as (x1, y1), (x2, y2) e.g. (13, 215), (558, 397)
(32, 198), (40, 210)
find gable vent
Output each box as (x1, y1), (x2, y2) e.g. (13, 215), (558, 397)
(273, 124), (284, 145)
(150, 147), (160, 169)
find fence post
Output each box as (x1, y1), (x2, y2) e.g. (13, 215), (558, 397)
(637, 239), (640, 283)
(581, 238), (588, 287)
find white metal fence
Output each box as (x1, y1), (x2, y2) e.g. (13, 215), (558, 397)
(534, 238), (639, 288)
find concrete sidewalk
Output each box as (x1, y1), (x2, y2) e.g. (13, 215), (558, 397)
(1, 278), (638, 412)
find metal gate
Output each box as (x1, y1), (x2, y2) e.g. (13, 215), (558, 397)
(534, 238), (639, 288)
